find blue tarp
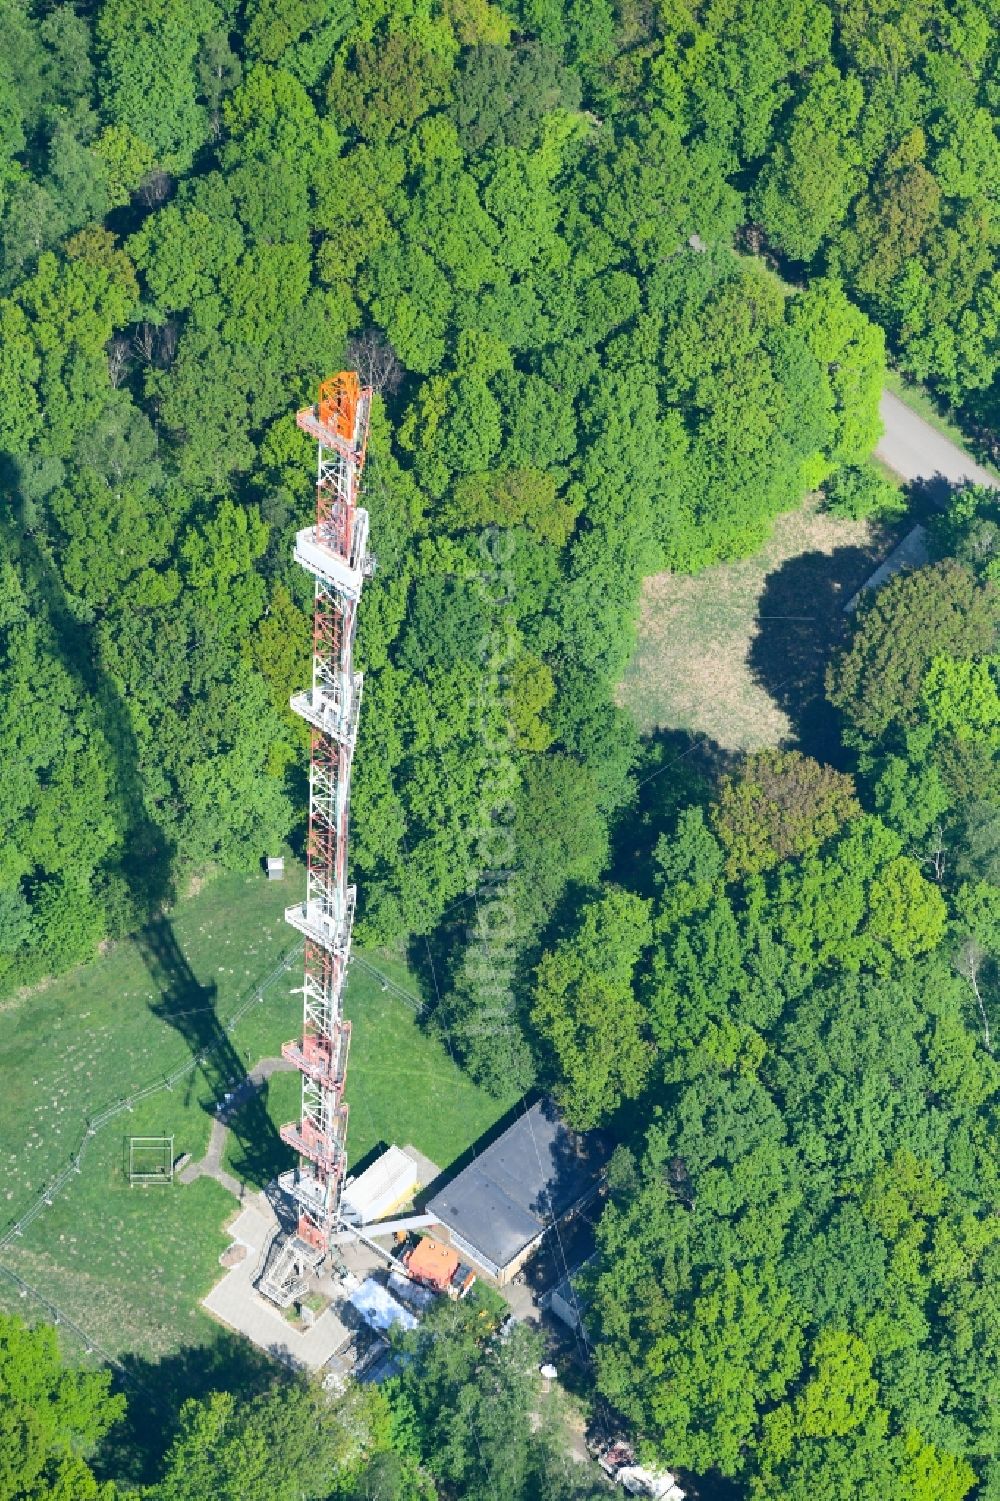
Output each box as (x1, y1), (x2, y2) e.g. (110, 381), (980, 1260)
(348, 1277), (417, 1333)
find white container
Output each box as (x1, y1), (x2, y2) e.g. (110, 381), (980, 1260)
(341, 1145), (419, 1225)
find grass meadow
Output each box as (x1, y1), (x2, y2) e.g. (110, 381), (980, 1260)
(617, 498), (891, 754)
(0, 865), (512, 1367)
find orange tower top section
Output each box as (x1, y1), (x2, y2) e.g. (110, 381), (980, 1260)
(297, 370), (372, 480)
(318, 371), (361, 443)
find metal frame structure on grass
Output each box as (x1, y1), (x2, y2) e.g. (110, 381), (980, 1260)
(128, 1135), (174, 1186)
(281, 371), (373, 1254)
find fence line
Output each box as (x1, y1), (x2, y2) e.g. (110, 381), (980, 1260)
(0, 942), (431, 1379)
(0, 939), (303, 1256)
(0, 1259), (141, 1380)
(351, 954), (426, 1014)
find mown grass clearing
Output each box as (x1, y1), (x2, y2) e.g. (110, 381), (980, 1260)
(617, 498), (892, 754)
(0, 870), (297, 1216)
(224, 950), (518, 1186)
(0, 868), (298, 1360)
(0, 867), (512, 1364)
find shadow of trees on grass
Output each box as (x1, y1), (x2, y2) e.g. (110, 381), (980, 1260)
(747, 539), (885, 765)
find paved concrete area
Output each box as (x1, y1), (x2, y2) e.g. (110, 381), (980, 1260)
(504, 1277), (540, 1324)
(876, 389), (997, 488)
(334, 1233), (394, 1283)
(203, 1199), (352, 1371)
(402, 1142), (442, 1193)
(845, 523), (929, 612)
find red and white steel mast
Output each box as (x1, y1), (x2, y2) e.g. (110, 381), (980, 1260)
(281, 371), (373, 1253)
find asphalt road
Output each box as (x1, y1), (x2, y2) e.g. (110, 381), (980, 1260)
(875, 389), (998, 489)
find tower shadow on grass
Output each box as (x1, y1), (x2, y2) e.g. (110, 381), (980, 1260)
(2, 476), (286, 1209)
(139, 918), (289, 1189)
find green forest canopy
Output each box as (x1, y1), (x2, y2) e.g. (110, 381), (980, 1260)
(0, 0), (899, 1005)
(544, 496), (1000, 1498)
(2, 0), (1000, 1495)
(0, 1300), (607, 1500)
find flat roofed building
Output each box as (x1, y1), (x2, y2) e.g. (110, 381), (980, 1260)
(426, 1100), (608, 1284)
(341, 1145), (419, 1225)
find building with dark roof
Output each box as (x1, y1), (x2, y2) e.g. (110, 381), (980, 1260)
(425, 1099), (608, 1283)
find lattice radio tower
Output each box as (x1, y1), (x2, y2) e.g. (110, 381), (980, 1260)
(280, 371), (373, 1254)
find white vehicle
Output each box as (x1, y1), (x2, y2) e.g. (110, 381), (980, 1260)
(597, 1443), (685, 1500)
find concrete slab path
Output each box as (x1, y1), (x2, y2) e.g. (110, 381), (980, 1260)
(178, 1117), (243, 1196)
(178, 1054), (296, 1196)
(402, 1142), (442, 1193)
